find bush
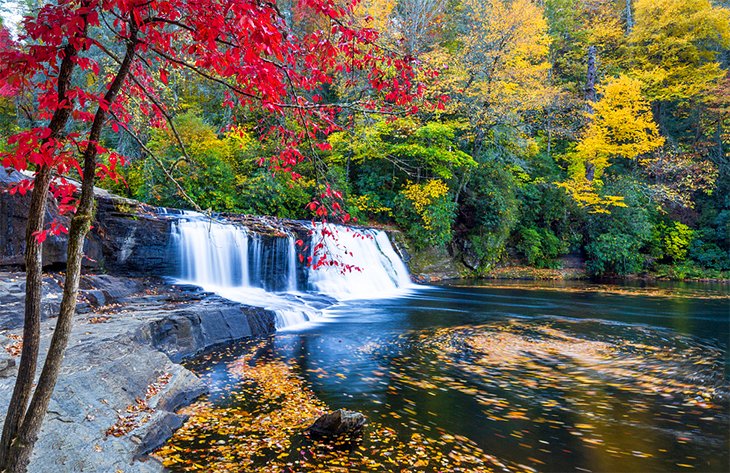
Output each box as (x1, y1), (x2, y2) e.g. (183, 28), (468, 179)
(516, 226), (565, 268)
(586, 232), (645, 276)
(460, 160), (520, 268)
(584, 180), (654, 276)
(395, 180), (456, 249)
(689, 239), (730, 271)
(655, 221), (693, 262)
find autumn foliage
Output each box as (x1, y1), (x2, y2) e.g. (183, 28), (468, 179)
(0, 0), (426, 470)
(0, 0), (424, 235)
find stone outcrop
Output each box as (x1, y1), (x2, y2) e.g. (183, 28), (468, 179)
(91, 188), (176, 275)
(0, 168), (176, 274)
(0, 273), (277, 472)
(389, 230), (466, 282)
(307, 409), (367, 438)
(0, 168), (71, 268)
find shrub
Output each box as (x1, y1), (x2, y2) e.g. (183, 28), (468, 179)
(395, 180), (456, 249)
(657, 221), (693, 262)
(516, 226), (565, 268)
(586, 232), (645, 276)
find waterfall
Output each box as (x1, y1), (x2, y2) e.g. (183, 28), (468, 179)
(287, 236), (298, 292)
(307, 224), (412, 300)
(176, 218), (249, 287)
(250, 235), (263, 288)
(172, 214), (413, 329)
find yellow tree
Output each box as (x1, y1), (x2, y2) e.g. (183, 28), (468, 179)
(423, 0), (555, 156)
(352, 0), (397, 42)
(561, 75), (664, 211)
(629, 0), (730, 102)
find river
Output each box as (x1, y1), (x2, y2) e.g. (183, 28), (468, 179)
(156, 281), (729, 472)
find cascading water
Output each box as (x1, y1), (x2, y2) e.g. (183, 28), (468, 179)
(307, 224), (412, 300)
(171, 213), (414, 329)
(176, 219), (249, 287)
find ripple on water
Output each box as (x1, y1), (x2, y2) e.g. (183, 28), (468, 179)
(156, 317), (729, 472)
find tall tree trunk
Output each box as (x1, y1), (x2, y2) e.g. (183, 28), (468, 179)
(1, 21), (138, 473)
(584, 45), (597, 182)
(625, 0), (634, 34)
(0, 35), (84, 468)
(585, 45), (597, 108)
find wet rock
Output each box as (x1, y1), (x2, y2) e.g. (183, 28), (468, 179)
(144, 299), (276, 363)
(0, 172), (175, 274)
(0, 168), (70, 268)
(92, 192), (175, 275)
(307, 409), (367, 438)
(133, 411), (189, 460)
(0, 272), (64, 330)
(460, 238), (480, 270)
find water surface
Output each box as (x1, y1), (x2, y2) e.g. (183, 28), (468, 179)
(158, 282), (730, 472)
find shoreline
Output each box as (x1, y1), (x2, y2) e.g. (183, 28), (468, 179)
(413, 265), (730, 284)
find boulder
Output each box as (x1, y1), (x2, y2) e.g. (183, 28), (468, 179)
(307, 409), (367, 438)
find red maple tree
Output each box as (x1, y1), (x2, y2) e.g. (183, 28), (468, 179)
(0, 0), (423, 469)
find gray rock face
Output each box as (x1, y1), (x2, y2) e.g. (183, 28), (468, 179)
(0, 274), (277, 473)
(0, 273), (64, 330)
(307, 409), (367, 438)
(0, 353), (16, 378)
(91, 191), (176, 275)
(0, 170), (175, 274)
(0, 169), (71, 268)
(145, 301), (276, 363)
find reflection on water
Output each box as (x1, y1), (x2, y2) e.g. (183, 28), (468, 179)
(157, 284), (730, 472)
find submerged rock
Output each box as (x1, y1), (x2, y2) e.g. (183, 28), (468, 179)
(307, 409), (367, 438)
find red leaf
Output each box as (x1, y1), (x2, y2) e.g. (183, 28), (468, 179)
(32, 230), (47, 244)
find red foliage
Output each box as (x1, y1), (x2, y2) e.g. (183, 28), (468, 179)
(0, 0), (425, 244)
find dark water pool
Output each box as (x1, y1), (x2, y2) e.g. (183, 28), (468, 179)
(158, 282), (730, 472)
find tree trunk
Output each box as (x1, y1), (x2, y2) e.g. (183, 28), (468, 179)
(585, 45), (597, 108)
(0, 35), (84, 469)
(625, 0), (634, 34)
(584, 45), (598, 182)
(1, 21), (138, 473)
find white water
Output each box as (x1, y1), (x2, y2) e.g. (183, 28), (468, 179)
(177, 219), (249, 287)
(307, 224), (413, 300)
(172, 215), (413, 329)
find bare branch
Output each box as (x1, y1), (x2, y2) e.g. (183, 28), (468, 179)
(110, 110), (203, 213)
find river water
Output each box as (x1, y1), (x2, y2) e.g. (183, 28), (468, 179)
(157, 281), (729, 472)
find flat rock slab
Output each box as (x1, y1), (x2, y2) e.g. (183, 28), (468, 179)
(0, 273), (276, 472)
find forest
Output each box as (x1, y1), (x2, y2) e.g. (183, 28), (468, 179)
(0, 1), (729, 472)
(2, 0), (730, 281)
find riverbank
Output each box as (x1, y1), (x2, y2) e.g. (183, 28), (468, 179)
(480, 264), (730, 283)
(0, 272), (276, 472)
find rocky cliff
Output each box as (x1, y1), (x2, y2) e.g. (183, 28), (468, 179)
(1, 168), (174, 274)
(0, 273), (277, 472)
